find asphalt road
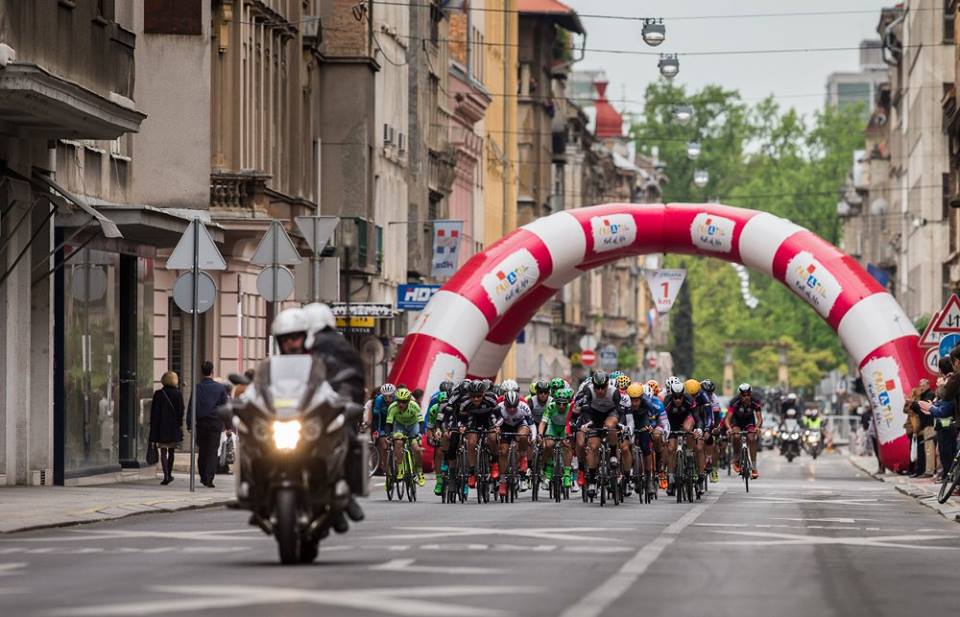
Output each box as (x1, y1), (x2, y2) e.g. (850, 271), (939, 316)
(2, 451), (959, 617)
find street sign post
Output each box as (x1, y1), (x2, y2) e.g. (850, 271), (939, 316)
(580, 349), (596, 367)
(252, 222), (302, 354)
(929, 295), (960, 334)
(918, 310), (943, 348)
(166, 218), (226, 492)
(294, 216), (338, 303)
(579, 334), (598, 351)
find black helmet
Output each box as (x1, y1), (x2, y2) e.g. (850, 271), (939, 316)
(504, 390), (520, 407)
(468, 380), (486, 395)
(592, 371), (609, 388)
(535, 380), (550, 394)
(481, 379), (493, 392)
(700, 379), (715, 393)
(439, 380), (454, 393)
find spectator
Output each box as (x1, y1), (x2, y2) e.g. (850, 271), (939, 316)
(918, 358), (957, 481)
(904, 386), (924, 476)
(910, 379), (937, 478)
(149, 371), (184, 485)
(187, 360), (229, 488)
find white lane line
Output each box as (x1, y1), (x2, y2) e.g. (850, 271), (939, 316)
(372, 558), (499, 575)
(0, 562), (26, 577)
(558, 488), (724, 617)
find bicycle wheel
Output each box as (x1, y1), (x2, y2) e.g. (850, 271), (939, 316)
(675, 451), (684, 503)
(938, 456), (960, 504)
(508, 444), (518, 504)
(368, 446), (380, 478)
(405, 449), (417, 502)
(385, 447), (397, 501)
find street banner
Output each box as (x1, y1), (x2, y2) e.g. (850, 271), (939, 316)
(397, 284), (440, 311)
(432, 220), (463, 278)
(644, 268), (686, 314)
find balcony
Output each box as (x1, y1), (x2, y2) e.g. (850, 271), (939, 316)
(210, 171), (271, 214)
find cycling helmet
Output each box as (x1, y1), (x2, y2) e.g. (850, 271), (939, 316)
(684, 379), (701, 396)
(786, 392), (798, 401)
(437, 391), (448, 404)
(592, 371), (609, 388)
(395, 388), (412, 402)
(439, 380), (454, 393)
(535, 379), (550, 394)
(665, 376), (682, 391)
(626, 383), (645, 399)
(647, 380), (661, 396)
(616, 375), (632, 391)
(380, 383), (397, 397)
(669, 381), (685, 396)
(555, 387), (574, 403)
(481, 379), (493, 392)
(550, 377), (565, 393)
(529, 383), (538, 396)
(468, 380), (486, 395)
(642, 384), (654, 397)
(609, 371), (624, 381)
(501, 379), (518, 392)
(700, 379), (715, 393)
(504, 390), (520, 408)
(738, 383), (752, 394)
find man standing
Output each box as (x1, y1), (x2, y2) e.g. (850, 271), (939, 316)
(187, 360), (228, 488)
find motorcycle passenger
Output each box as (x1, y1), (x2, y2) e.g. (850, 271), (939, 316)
(574, 371), (623, 498)
(539, 387), (574, 488)
(725, 383), (763, 479)
(781, 393), (801, 423)
(385, 388), (425, 487)
(458, 380), (500, 489)
(663, 379), (702, 494)
(497, 390), (534, 496)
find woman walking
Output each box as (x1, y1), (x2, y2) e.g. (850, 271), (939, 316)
(150, 371), (185, 485)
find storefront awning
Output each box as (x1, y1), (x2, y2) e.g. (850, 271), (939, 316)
(57, 201), (225, 246)
(31, 171), (123, 239)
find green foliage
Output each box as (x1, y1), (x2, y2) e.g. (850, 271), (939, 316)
(618, 344), (638, 372)
(633, 83), (864, 391)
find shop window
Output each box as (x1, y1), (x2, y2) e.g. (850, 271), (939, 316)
(144, 0), (202, 35)
(375, 224), (383, 272)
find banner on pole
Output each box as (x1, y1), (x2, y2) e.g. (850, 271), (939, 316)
(432, 220), (463, 278)
(645, 269), (686, 314)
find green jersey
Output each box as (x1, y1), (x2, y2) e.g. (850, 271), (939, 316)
(386, 400), (422, 427)
(541, 401), (570, 436)
(426, 402), (443, 429)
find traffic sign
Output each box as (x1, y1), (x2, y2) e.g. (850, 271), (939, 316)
(294, 216), (339, 254)
(919, 310), (943, 348)
(172, 271), (217, 313)
(256, 266), (295, 302)
(939, 333), (960, 358)
(925, 347), (940, 374)
(644, 269), (686, 313)
(166, 219), (227, 270)
(579, 334), (598, 351)
(928, 294), (960, 334)
(251, 220), (302, 266)
(600, 344), (618, 371)
(580, 349), (596, 367)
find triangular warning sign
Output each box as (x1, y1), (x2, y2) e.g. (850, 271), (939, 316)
(644, 268), (686, 314)
(929, 294), (960, 334)
(295, 216), (339, 254)
(918, 310), (943, 348)
(166, 219), (227, 271)
(251, 220), (302, 266)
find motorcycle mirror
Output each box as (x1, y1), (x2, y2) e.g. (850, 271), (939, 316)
(228, 373), (250, 386)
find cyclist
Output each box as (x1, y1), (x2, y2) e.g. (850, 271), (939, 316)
(725, 383), (763, 479)
(539, 387), (574, 489)
(496, 390), (534, 497)
(426, 391), (451, 496)
(371, 384), (397, 475)
(528, 380), (552, 428)
(684, 379), (709, 484)
(663, 379), (702, 494)
(427, 381), (455, 415)
(626, 383), (668, 495)
(457, 380), (500, 489)
(385, 388), (425, 487)
(700, 379), (722, 483)
(573, 371), (624, 498)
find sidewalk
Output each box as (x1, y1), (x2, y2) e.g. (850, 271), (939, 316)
(0, 472), (233, 533)
(845, 449), (960, 522)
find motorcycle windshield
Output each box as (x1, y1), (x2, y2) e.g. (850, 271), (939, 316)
(268, 355), (313, 419)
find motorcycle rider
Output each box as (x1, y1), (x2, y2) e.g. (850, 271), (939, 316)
(303, 302), (366, 526)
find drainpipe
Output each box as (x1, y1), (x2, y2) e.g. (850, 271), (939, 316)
(502, 0), (510, 234)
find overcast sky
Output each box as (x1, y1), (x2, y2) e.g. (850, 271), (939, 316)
(563, 0), (891, 121)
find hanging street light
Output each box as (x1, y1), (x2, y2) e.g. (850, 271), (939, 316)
(686, 141), (701, 160)
(658, 53), (679, 79)
(673, 105), (694, 125)
(642, 19), (666, 47)
(693, 169), (709, 188)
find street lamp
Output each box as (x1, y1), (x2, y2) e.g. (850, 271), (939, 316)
(642, 19), (666, 47)
(658, 53), (679, 79)
(685, 141), (701, 160)
(340, 218), (359, 340)
(673, 105), (694, 125)
(693, 169), (709, 188)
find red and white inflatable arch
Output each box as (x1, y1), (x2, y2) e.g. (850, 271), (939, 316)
(390, 203), (928, 471)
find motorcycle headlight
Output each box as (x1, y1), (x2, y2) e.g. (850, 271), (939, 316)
(273, 420), (302, 450)
(791, 432), (799, 440)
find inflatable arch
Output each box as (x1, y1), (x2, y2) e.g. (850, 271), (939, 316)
(389, 203), (928, 471)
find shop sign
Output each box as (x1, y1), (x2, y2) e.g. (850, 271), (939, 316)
(331, 303), (394, 318)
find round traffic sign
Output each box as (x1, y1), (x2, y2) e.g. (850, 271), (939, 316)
(172, 271), (217, 314)
(581, 349), (596, 367)
(579, 334), (598, 351)
(925, 347), (940, 375)
(257, 266), (295, 302)
(939, 333), (960, 358)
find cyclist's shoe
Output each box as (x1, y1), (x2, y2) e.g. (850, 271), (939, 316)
(468, 474), (477, 488)
(658, 472), (668, 490)
(491, 463), (500, 480)
(434, 477), (444, 496)
(750, 468), (759, 480)
(586, 481), (597, 499)
(562, 468), (572, 488)
(733, 461), (742, 474)
(519, 457), (529, 473)
(577, 469), (586, 486)
(498, 481), (508, 497)
(645, 474), (657, 495)
(417, 472), (426, 487)
(623, 480), (633, 497)
(519, 476), (529, 492)
(710, 467), (719, 483)
(544, 463), (554, 482)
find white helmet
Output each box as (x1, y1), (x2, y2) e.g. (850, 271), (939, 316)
(272, 307), (311, 352)
(669, 381), (685, 395)
(502, 379), (519, 393)
(665, 376), (682, 390)
(303, 302), (336, 349)
(642, 384), (654, 397)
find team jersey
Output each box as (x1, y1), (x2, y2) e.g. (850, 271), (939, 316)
(425, 401), (445, 429)
(728, 395), (762, 424)
(455, 393), (500, 427)
(695, 391), (714, 430)
(372, 394), (392, 432)
(498, 400), (534, 428)
(541, 400), (571, 434)
(386, 400), (422, 427)
(633, 394), (669, 435)
(664, 393), (700, 431)
(528, 394), (552, 424)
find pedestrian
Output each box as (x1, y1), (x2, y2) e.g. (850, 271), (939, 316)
(149, 371), (184, 485)
(233, 368), (255, 398)
(909, 379), (936, 477)
(918, 358), (957, 481)
(187, 360), (229, 488)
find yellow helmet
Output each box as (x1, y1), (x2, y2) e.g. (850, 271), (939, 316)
(626, 383), (645, 399)
(684, 379), (701, 396)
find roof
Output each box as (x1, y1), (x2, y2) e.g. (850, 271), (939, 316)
(593, 81), (623, 138)
(518, 0), (585, 34)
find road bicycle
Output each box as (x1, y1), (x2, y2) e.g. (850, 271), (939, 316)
(529, 437), (543, 502)
(938, 447), (960, 504)
(671, 431), (698, 503)
(499, 430), (524, 503)
(632, 429), (657, 504)
(736, 430), (753, 493)
(587, 426), (621, 507)
(386, 433), (417, 502)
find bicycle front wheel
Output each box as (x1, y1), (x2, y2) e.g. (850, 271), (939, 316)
(938, 457), (960, 504)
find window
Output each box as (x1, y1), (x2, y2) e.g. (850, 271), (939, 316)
(430, 2), (441, 47)
(946, 0), (956, 44)
(144, 0), (202, 35)
(356, 219), (368, 267)
(375, 225), (383, 271)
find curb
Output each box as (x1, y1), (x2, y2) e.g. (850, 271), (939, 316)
(844, 451), (960, 523)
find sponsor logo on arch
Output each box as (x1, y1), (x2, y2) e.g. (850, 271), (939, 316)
(690, 212), (735, 252)
(862, 356), (905, 444)
(785, 251), (841, 317)
(590, 214), (636, 252)
(481, 249), (540, 315)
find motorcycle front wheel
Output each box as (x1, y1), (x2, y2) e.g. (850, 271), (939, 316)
(274, 488), (300, 565)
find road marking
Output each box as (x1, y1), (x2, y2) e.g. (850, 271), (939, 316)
(558, 488), (724, 617)
(47, 584), (542, 617)
(706, 530), (960, 549)
(773, 517), (875, 523)
(373, 527), (631, 542)
(8, 529), (262, 543)
(372, 558), (499, 575)
(748, 496), (888, 507)
(0, 563), (26, 577)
